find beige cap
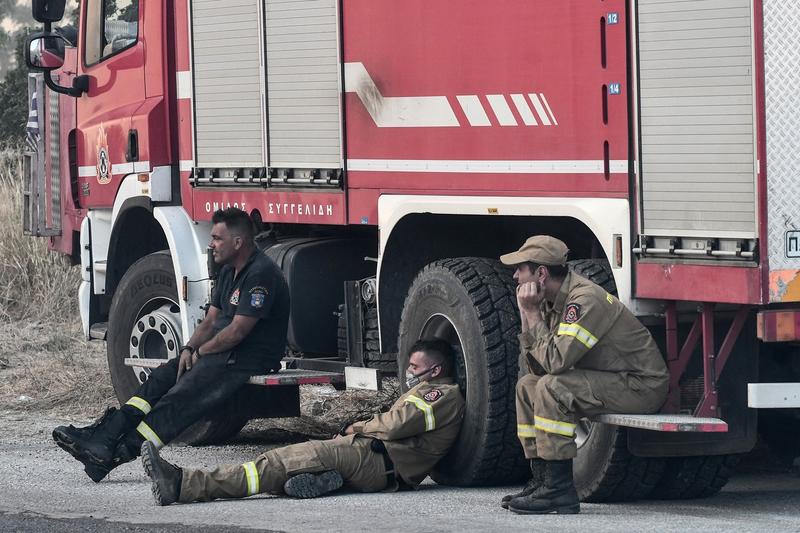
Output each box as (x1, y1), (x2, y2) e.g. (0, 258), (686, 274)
(500, 236), (569, 266)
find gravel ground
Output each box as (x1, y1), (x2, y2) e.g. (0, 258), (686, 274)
(1, 411), (800, 532)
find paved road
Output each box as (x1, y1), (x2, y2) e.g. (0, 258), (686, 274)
(1, 412), (799, 532)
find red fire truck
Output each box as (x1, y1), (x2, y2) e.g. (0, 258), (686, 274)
(22, 0), (800, 500)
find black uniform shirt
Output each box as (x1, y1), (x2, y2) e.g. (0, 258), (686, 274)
(210, 249), (290, 372)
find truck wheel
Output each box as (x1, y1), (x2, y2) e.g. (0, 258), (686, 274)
(398, 257), (527, 486)
(568, 258), (665, 502)
(574, 422), (665, 502)
(107, 251), (246, 445)
(649, 455), (739, 499)
(337, 306), (388, 368)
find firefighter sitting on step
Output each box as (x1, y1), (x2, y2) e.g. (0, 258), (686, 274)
(498, 236), (669, 515)
(53, 208), (290, 482)
(140, 338), (465, 505)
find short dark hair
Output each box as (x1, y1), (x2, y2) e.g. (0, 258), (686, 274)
(211, 208), (255, 243)
(408, 338), (455, 377)
(525, 261), (568, 280)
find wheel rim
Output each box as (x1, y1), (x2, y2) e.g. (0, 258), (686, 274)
(420, 313), (468, 393)
(128, 299), (182, 385)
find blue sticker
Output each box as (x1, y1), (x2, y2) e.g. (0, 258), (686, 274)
(251, 292), (265, 308)
(607, 12), (619, 25)
(608, 83), (621, 95)
(361, 216), (369, 225)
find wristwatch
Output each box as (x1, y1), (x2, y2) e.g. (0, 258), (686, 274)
(195, 347), (203, 358)
(179, 345), (195, 354)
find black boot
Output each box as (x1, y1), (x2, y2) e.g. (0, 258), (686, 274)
(501, 458), (545, 509)
(53, 407), (134, 481)
(508, 459), (580, 515)
(283, 471), (344, 499)
(141, 441), (182, 506)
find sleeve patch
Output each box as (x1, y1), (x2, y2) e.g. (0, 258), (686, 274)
(250, 292), (265, 308)
(423, 389), (442, 402)
(563, 303), (582, 324)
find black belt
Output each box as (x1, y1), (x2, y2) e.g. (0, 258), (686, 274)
(382, 452), (395, 484)
(372, 441), (414, 490)
(370, 439), (397, 485)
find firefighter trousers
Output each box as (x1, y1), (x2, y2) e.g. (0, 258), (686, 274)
(516, 370), (667, 461)
(179, 435), (389, 503)
(118, 353), (252, 454)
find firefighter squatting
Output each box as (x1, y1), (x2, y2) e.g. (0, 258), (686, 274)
(53, 209), (668, 515)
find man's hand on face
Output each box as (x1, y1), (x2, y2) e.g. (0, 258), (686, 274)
(517, 281), (544, 311)
(517, 281), (545, 328)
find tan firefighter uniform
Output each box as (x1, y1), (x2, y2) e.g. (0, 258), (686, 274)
(178, 378), (465, 503)
(516, 271), (669, 461)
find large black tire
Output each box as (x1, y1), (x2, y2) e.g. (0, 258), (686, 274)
(337, 306), (391, 369)
(649, 455), (739, 500)
(107, 251), (247, 445)
(575, 422), (665, 502)
(568, 258), (666, 502)
(397, 257), (527, 486)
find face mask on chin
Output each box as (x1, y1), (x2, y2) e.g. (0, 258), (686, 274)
(404, 365), (439, 389)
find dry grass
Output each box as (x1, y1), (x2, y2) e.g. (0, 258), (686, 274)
(264, 379), (401, 438)
(0, 143), (114, 416)
(0, 321), (113, 416)
(0, 144), (78, 322)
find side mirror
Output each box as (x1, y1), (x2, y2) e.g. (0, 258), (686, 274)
(32, 0), (66, 23)
(26, 33), (66, 72)
(25, 32), (86, 97)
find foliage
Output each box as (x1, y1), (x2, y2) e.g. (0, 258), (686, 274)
(0, 145), (79, 322)
(0, 33), (31, 145)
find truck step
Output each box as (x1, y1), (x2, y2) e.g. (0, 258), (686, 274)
(123, 358), (343, 386)
(249, 369), (344, 386)
(591, 413), (728, 432)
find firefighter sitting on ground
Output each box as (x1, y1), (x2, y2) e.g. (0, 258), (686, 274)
(53, 208), (290, 482)
(139, 338), (465, 505)
(499, 236), (669, 515)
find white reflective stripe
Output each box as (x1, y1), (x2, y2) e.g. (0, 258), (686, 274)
(533, 415), (576, 437)
(111, 161), (151, 175)
(78, 166), (97, 177)
(456, 95), (491, 127)
(486, 94), (518, 126)
(510, 94), (538, 126)
(136, 422), (164, 448)
(344, 62), (459, 127)
(517, 423), (536, 438)
(176, 70), (192, 100)
(528, 93), (552, 126)
(557, 322), (599, 349)
(346, 159), (628, 174)
(538, 93), (558, 125)
(404, 395), (435, 431)
(242, 461), (260, 496)
(125, 396), (152, 415)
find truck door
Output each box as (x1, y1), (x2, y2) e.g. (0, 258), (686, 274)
(76, 0), (145, 207)
(633, 0), (759, 258)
